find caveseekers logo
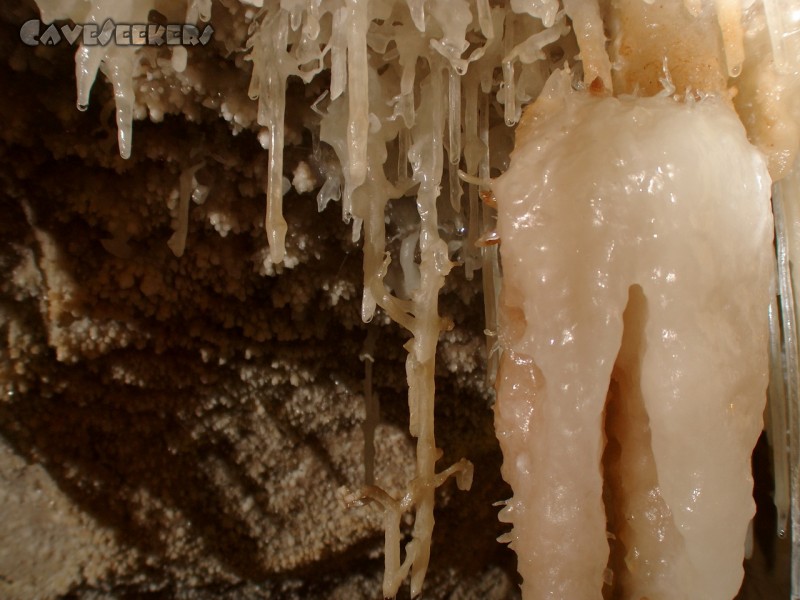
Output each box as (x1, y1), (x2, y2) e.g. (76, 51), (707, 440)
(20, 19), (214, 47)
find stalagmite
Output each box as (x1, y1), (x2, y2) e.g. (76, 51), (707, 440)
(493, 69), (773, 599)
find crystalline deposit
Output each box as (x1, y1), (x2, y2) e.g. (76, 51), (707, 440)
(493, 71), (774, 600)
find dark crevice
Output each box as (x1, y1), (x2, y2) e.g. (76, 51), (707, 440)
(601, 284), (649, 599)
(602, 377), (627, 600)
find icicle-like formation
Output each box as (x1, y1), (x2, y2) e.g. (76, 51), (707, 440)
(773, 176), (800, 598)
(35, 0), (214, 159)
(244, 0), (580, 267)
(328, 44), (475, 600)
(70, 1), (152, 159)
(463, 70), (484, 282)
(477, 88), (502, 384)
(767, 286), (791, 538)
(345, 0), (368, 196)
(715, 0), (745, 77)
(167, 162), (205, 258)
(34, 0), (800, 597)
(247, 8), (292, 264)
(447, 66), (463, 212)
(563, 0), (611, 88)
(37, 0), (580, 266)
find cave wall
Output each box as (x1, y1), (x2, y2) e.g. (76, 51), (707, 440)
(0, 2), (516, 597)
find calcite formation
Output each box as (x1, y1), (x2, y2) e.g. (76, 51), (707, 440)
(0, 0), (797, 598)
(0, 1), (511, 598)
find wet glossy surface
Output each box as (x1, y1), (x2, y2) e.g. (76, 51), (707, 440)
(493, 71), (774, 600)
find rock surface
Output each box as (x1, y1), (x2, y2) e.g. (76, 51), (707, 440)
(0, 1), (791, 598)
(0, 1), (517, 597)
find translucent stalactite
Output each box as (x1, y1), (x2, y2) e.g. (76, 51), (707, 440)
(250, 9), (290, 263)
(448, 66), (464, 213)
(715, 0), (745, 77)
(563, 0), (612, 88)
(168, 162), (206, 258)
(345, 0), (368, 198)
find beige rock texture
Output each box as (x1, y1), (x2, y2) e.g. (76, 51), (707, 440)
(0, 0), (789, 598)
(0, 1), (516, 597)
